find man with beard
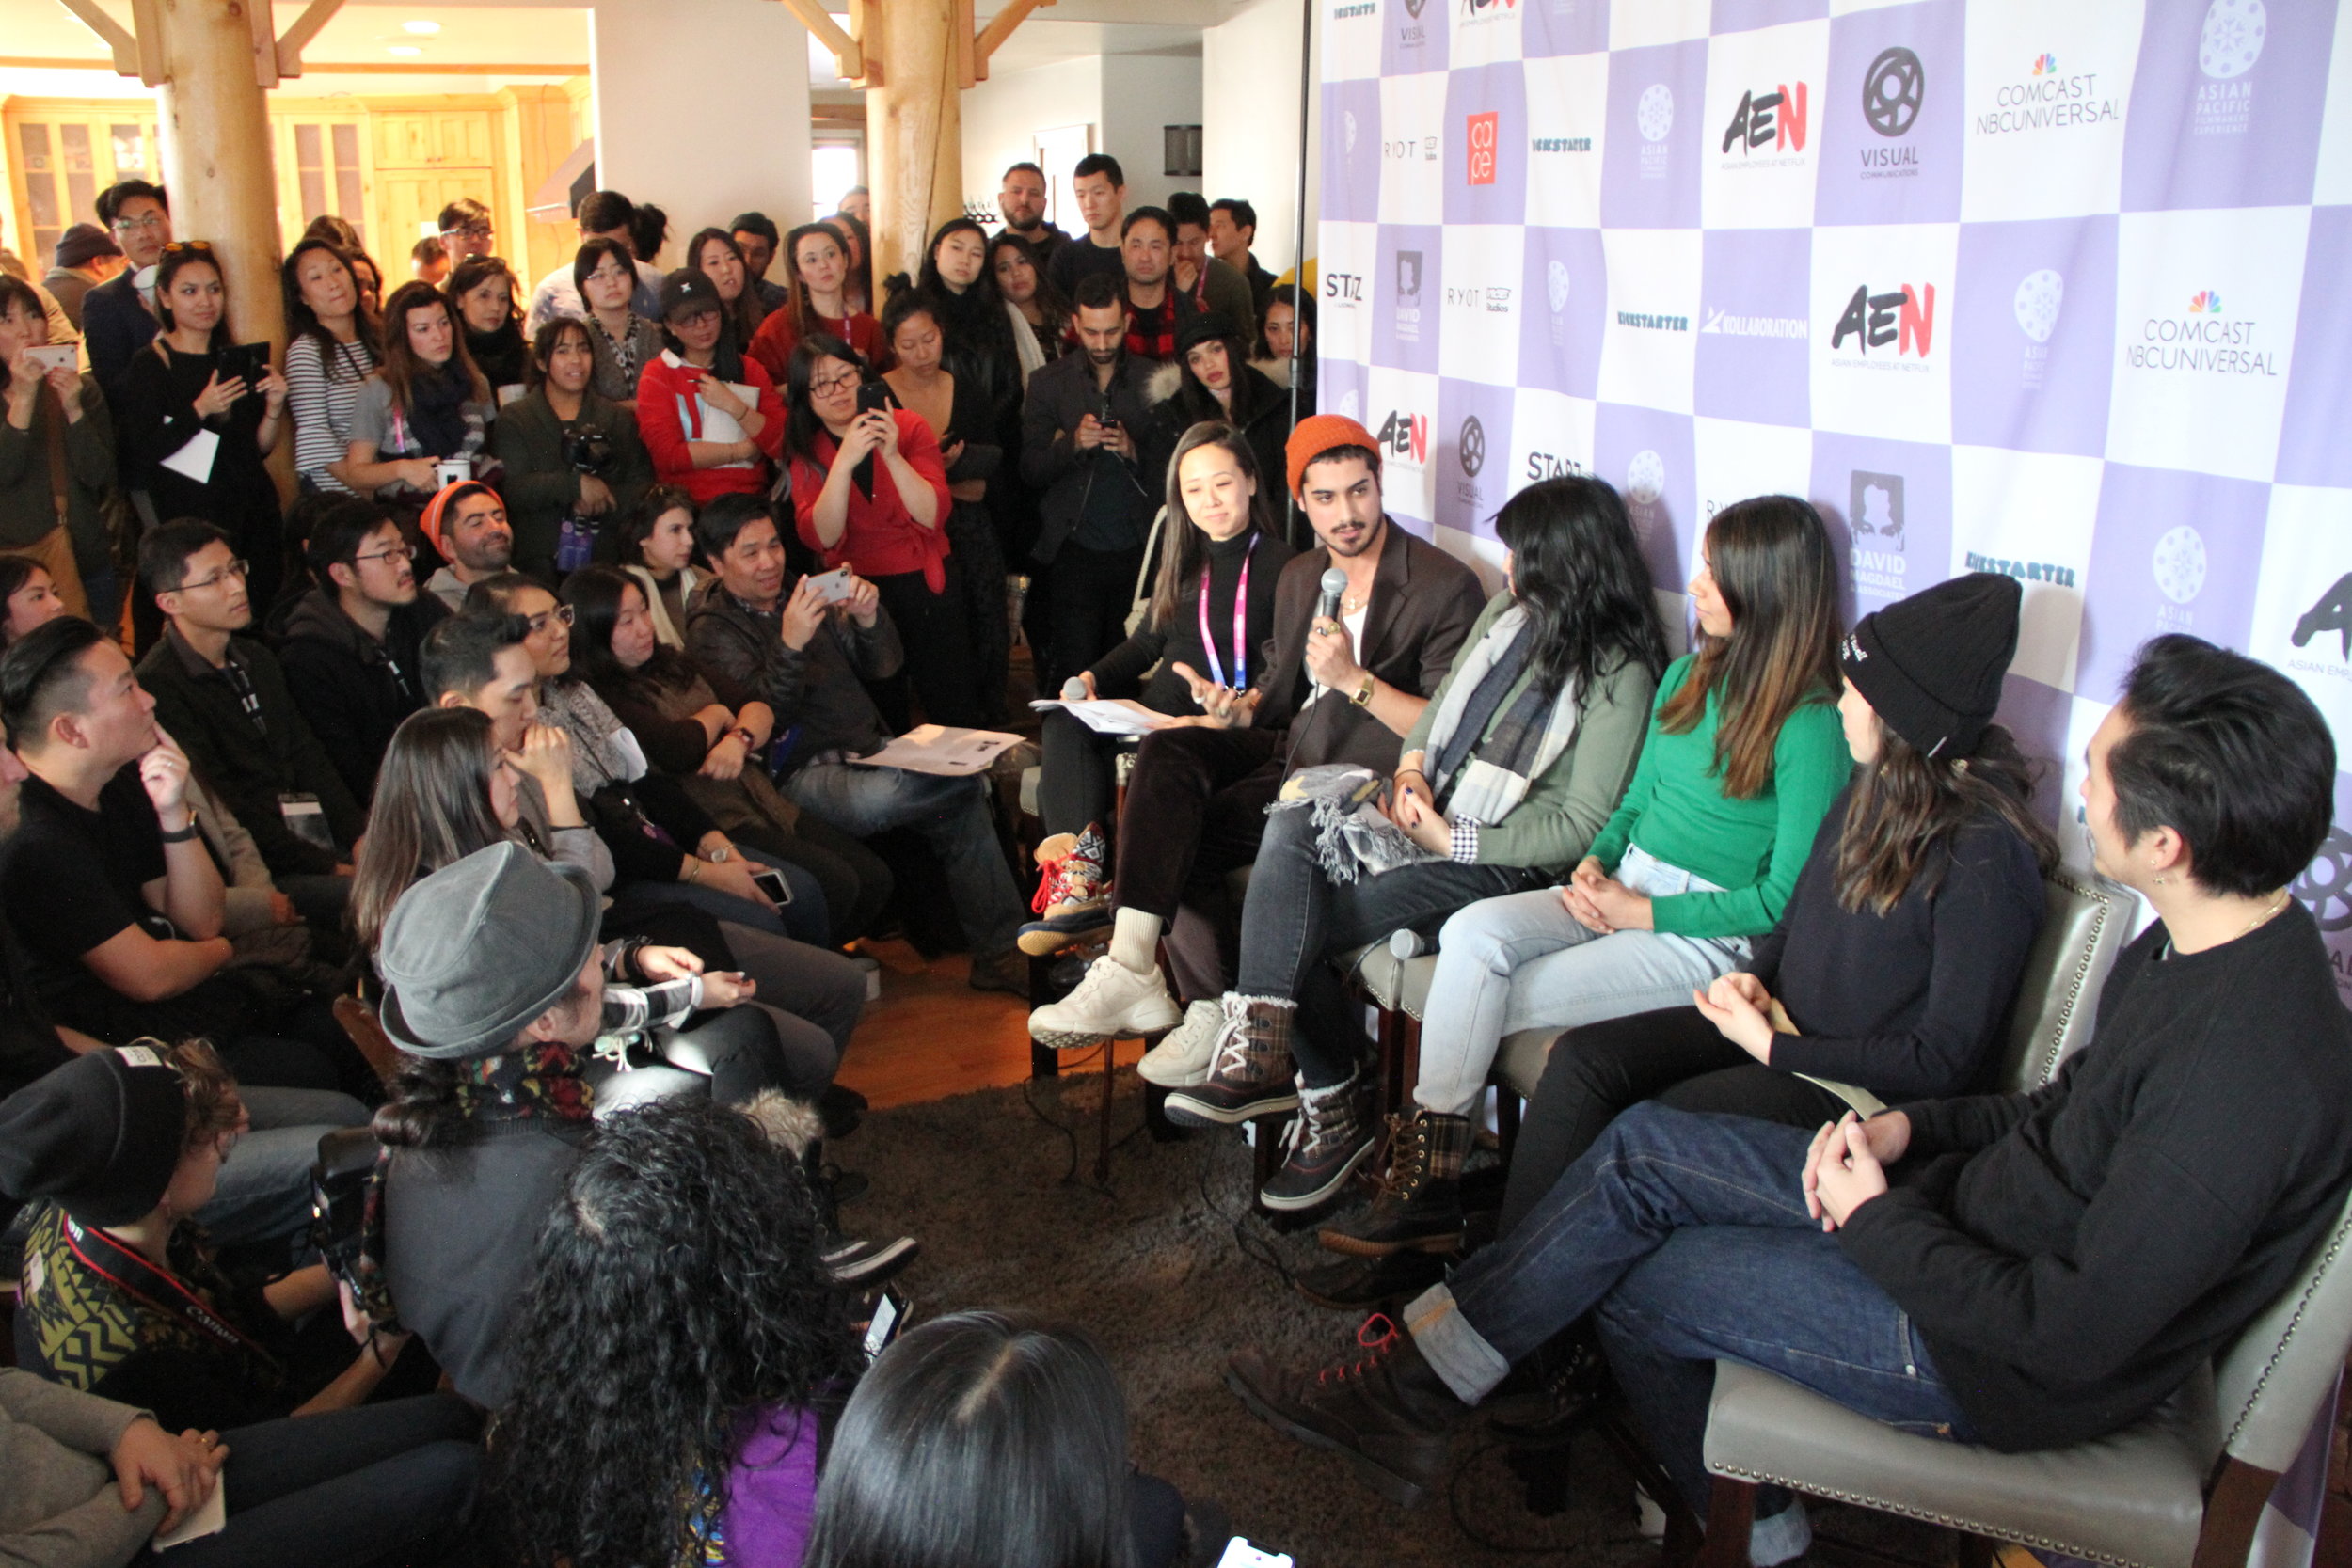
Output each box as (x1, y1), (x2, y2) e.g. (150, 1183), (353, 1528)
(1019, 273), (1168, 695)
(998, 162), (1071, 277)
(1027, 414), (1485, 1051)
(420, 480), (515, 610)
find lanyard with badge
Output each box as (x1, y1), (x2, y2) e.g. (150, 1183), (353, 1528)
(1196, 534), (1257, 691)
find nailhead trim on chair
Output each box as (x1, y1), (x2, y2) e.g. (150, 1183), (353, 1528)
(2217, 1206), (2352, 1454)
(1706, 1465), (2161, 1568)
(2025, 869), (2112, 1088)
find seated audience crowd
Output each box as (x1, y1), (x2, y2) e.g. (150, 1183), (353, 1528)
(0, 155), (2342, 1568)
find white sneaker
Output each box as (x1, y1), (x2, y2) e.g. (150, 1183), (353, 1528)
(1138, 999), (1223, 1087)
(1027, 956), (1182, 1048)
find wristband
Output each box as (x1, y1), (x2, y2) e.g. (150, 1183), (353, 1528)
(732, 726), (758, 750)
(159, 821), (200, 843)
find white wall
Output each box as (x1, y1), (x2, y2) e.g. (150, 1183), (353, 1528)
(961, 55), (1103, 226)
(1203, 0), (1319, 277)
(589, 0), (810, 258)
(1099, 53), (1204, 212)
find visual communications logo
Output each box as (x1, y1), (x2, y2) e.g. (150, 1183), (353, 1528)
(1863, 47), (1924, 139)
(1394, 249), (1425, 344)
(1467, 111), (1500, 184)
(1720, 82), (1809, 164)
(2196, 0), (2265, 134)
(2153, 525), (2209, 620)
(2288, 828), (2352, 937)
(1376, 408), (1430, 464)
(1978, 55), (2119, 135)
(1829, 281), (1936, 368)
(1457, 415), (1486, 477)
(2013, 269), (2062, 388)
(1849, 469), (1907, 602)
(2126, 289), (2276, 377)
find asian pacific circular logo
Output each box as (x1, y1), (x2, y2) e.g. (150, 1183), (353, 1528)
(2199, 0), (2266, 80)
(1637, 84), (1675, 143)
(2153, 525), (2208, 605)
(1345, 110), (1359, 154)
(1339, 388), (1361, 420)
(1863, 47), (1924, 138)
(1546, 261), (1570, 315)
(1625, 450), (1666, 504)
(2013, 270), (2063, 343)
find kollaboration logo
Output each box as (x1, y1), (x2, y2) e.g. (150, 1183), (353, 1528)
(1720, 81), (1809, 166)
(2152, 525), (2209, 632)
(1376, 408), (1430, 465)
(1977, 53), (2120, 135)
(1963, 550), (2076, 588)
(2014, 269), (2063, 388)
(1699, 307), (1806, 338)
(1829, 280), (1936, 372)
(1467, 111), (1500, 185)
(1850, 469), (1907, 600)
(1860, 46), (1924, 178)
(1637, 83), (1675, 181)
(1394, 249), (1425, 344)
(2197, 0), (2265, 135)
(2126, 290), (2278, 376)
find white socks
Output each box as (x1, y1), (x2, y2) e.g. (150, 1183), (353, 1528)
(1109, 908), (1164, 975)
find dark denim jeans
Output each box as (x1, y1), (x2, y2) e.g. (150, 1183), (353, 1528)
(785, 760), (1024, 957)
(1408, 1103), (1973, 1514)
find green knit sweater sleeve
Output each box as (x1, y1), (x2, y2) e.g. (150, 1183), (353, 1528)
(1472, 655), (1656, 870)
(1650, 697), (1851, 939)
(1583, 654), (1690, 874)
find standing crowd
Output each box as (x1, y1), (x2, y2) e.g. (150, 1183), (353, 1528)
(0, 149), (2344, 1568)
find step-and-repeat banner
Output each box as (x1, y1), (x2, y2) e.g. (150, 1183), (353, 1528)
(1316, 0), (2352, 1004)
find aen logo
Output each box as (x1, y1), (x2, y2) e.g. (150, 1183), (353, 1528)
(1721, 83), (1809, 154)
(1830, 282), (1936, 357)
(1376, 409), (1430, 464)
(1467, 112), (1500, 185)
(1863, 47), (1924, 138)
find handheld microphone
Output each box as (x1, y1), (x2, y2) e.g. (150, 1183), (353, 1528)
(1315, 567), (1346, 625)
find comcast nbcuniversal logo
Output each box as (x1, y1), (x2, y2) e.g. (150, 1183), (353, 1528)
(2190, 290), (2222, 313)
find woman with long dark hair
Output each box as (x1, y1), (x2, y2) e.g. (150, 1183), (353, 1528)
(0, 275), (109, 623)
(1251, 283), (1316, 415)
(823, 213), (871, 316)
(279, 237), (379, 496)
(488, 316), (652, 578)
(564, 563), (894, 944)
(488, 1096), (862, 1568)
(911, 218), (1019, 417)
(116, 241), (290, 615)
(748, 222), (883, 381)
(1162, 474), (1674, 1213)
(783, 332), (976, 729)
(0, 556), (68, 647)
(616, 483), (704, 647)
(447, 253), (527, 398)
(1150, 311), (1289, 498)
(1284, 495), (1850, 1230)
(991, 232), (1070, 383)
(688, 226), (768, 350)
(342, 280), (493, 503)
(575, 236), (663, 410)
(1022, 422), (1295, 953)
(1483, 572), (2058, 1243)
(639, 267), (785, 505)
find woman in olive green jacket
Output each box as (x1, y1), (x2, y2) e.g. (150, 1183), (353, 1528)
(488, 315), (653, 579)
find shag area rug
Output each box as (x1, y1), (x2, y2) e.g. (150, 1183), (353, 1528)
(845, 1066), (1678, 1568)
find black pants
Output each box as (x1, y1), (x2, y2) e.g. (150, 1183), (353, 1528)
(734, 810), (896, 945)
(1114, 725), (1283, 1000)
(1037, 706), (1134, 837)
(1044, 542), (1143, 702)
(1497, 1004), (1851, 1237)
(871, 565), (985, 731)
(946, 499), (1010, 725)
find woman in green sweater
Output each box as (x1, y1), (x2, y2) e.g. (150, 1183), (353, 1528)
(487, 316), (652, 579)
(1161, 475), (1669, 1211)
(1327, 493), (1850, 1228)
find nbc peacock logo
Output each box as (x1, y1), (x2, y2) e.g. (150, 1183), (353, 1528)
(2030, 53), (2058, 75)
(2190, 290), (2222, 313)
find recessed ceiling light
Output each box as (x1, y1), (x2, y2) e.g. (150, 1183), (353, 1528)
(402, 19), (440, 33)
(387, 44), (424, 55)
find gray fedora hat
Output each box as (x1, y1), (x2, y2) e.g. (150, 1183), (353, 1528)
(378, 842), (603, 1060)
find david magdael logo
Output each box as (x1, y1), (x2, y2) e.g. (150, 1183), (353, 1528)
(1978, 55), (2119, 135)
(1375, 408), (1430, 464)
(1829, 281), (1936, 369)
(1720, 82), (1809, 164)
(2013, 269), (2063, 388)
(1850, 469), (1907, 603)
(1864, 47), (1924, 139)
(2295, 573), (2352, 660)
(1467, 112), (1500, 185)
(1393, 250), (1425, 345)
(2126, 290), (2277, 376)
(1963, 550), (2076, 589)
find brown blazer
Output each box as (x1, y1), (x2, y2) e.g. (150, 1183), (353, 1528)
(1253, 518), (1487, 775)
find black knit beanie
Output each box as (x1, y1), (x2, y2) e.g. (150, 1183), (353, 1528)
(1839, 572), (2021, 759)
(0, 1045), (187, 1226)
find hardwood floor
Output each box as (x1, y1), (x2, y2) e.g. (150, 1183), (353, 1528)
(833, 938), (1142, 1109)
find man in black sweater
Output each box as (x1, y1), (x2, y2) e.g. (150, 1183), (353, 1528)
(1227, 634), (2352, 1550)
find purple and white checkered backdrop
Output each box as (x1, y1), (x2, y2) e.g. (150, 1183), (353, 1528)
(1316, 0), (2352, 1008)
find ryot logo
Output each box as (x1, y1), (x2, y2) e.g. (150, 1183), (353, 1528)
(1830, 282), (1936, 357)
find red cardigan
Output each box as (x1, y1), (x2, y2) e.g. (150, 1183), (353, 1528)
(636, 351), (787, 503)
(791, 409), (954, 593)
(749, 308), (887, 385)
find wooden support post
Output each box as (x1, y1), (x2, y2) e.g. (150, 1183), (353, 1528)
(866, 0), (961, 285)
(273, 0), (349, 79)
(53, 0), (141, 77)
(974, 0), (1056, 82)
(153, 0), (292, 495)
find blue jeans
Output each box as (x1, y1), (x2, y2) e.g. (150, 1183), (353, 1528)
(1406, 1103), (1973, 1515)
(198, 1086), (371, 1259)
(786, 760), (1023, 957)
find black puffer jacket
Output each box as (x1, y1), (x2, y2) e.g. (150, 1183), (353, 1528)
(274, 585), (451, 804)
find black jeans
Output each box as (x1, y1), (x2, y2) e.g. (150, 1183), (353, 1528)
(157, 1392), (480, 1568)
(750, 810), (897, 945)
(1496, 1004), (1852, 1236)
(1044, 542), (1143, 701)
(871, 565), (984, 731)
(1113, 725), (1284, 1002)
(1037, 706), (1133, 838)
(946, 499), (1010, 725)
(1240, 803), (1544, 1089)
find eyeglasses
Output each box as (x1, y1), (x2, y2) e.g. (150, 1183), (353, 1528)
(112, 214), (167, 234)
(352, 543), (414, 566)
(810, 370), (860, 398)
(526, 605), (576, 634)
(442, 224), (494, 241)
(182, 560), (250, 592)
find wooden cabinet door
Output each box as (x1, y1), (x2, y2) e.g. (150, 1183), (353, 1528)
(433, 112), (495, 167)
(373, 112), (437, 169)
(7, 110), (158, 265)
(377, 171), (488, 258)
